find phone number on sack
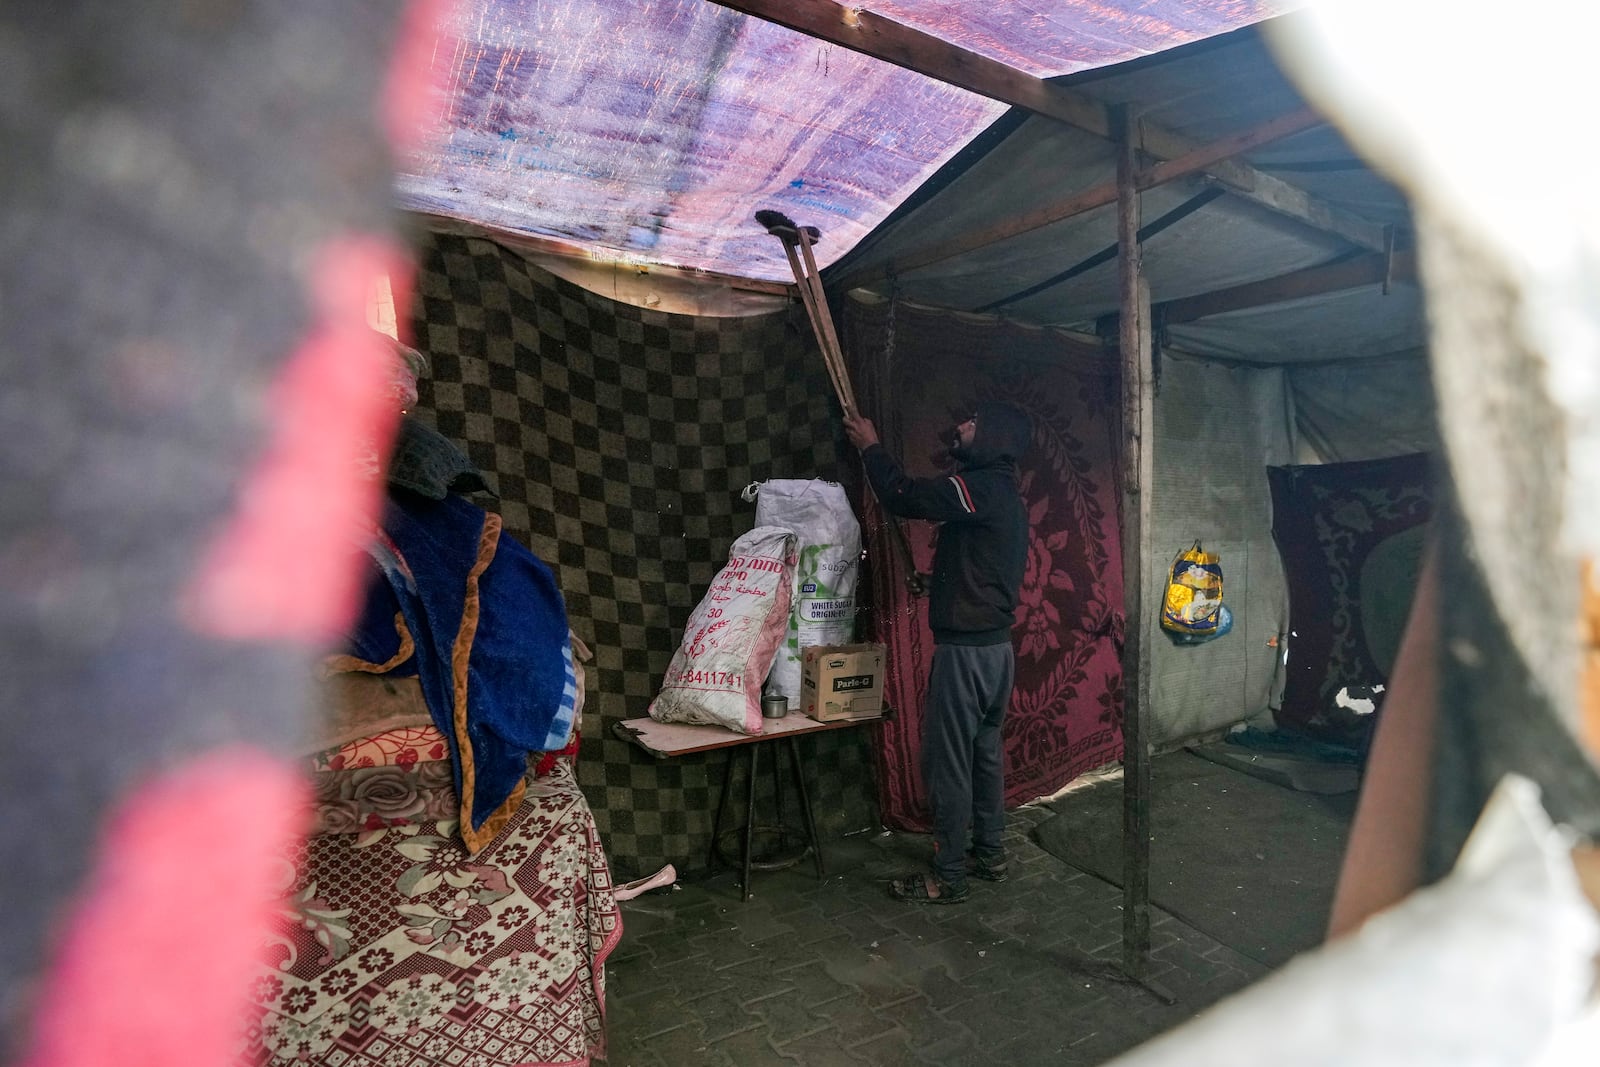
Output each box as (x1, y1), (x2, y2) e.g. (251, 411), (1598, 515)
(664, 668), (744, 690)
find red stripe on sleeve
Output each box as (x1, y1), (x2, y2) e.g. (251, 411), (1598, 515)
(949, 475), (975, 513)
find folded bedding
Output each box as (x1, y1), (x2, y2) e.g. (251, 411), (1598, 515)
(310, 673), (433, 755)
(330, 490), (577, 852)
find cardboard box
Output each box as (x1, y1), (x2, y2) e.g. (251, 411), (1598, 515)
(801, 643), (885, 721)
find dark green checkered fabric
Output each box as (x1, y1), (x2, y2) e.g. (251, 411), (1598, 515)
(407, 231), (878, 877)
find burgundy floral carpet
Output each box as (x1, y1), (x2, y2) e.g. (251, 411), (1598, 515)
(844, 298), (1127, 831)
(242, 760), (621, 1067)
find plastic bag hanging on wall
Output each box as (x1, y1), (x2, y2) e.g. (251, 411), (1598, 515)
(1161, 541), (1225, 638)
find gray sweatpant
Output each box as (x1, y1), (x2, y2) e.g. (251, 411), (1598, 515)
(923, 642), (1016, 886)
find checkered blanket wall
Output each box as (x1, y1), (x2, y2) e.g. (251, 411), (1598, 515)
(406, 231), (878, 877)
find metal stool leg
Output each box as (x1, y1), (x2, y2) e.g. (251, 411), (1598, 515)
(741, 744), (759, 902)
(709, 746), (735, 872)
(787, 736), (825, 880)
(773, 741), (787, 832)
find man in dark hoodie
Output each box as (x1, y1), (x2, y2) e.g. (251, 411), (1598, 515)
(843, 402), (1031, 904)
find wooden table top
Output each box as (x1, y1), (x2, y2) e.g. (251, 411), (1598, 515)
(613, 710), (887, 758)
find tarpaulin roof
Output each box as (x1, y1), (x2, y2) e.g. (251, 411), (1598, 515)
(399, 4), (1422, 366)
(397, 0), (1295, 282)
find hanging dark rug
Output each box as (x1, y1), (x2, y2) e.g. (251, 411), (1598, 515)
(1268, 452), (1435, 747)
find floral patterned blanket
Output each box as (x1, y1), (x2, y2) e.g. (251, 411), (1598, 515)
(843, 298), (1127, 831)
(242, 761), (621, 1067)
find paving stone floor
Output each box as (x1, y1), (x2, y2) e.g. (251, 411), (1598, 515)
(599, 805), (1276, 1066)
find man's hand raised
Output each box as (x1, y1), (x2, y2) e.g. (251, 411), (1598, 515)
(842, 410), (879, 451)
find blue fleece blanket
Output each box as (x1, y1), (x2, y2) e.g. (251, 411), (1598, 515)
(352, 491), (576, 837)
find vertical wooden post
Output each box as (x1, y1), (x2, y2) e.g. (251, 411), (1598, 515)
(1115, 104), (1155, 979)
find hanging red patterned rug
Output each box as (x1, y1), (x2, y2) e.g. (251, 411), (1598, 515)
(843, 297), (1127, 831)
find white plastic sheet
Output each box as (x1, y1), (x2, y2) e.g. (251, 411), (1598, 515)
(744, 480), (861, 706)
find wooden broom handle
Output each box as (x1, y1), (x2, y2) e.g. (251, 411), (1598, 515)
(761, 217), (926, 596)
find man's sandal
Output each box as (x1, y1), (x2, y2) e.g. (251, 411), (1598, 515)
(888, 872), (970, 905)
(966, 852), (1009, 883)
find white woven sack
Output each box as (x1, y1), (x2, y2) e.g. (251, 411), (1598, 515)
(743, 479), (861, 705)
(647, 526), (796, 734)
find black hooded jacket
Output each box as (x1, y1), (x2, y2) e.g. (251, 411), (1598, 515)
(860, 402), (1031, 645)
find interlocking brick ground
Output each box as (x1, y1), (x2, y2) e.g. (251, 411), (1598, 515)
(600, 805), (1271, 1066)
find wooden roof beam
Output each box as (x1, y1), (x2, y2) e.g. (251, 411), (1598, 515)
(713, 0), (1388, 263)
(713, 0), (1110, 132)
(839, 109), (1321, 289)
(1157, 248), (1416, 326)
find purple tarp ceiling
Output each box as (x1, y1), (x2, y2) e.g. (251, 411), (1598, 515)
(396, 1), (1294, 283)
